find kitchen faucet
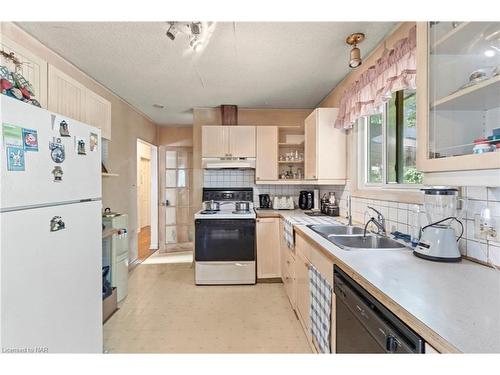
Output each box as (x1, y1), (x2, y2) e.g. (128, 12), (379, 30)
(346, 194), (352, 226)
(363, 206), (386, 237)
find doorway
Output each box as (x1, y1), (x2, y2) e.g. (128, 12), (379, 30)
(158, 146), (194, 254)
(136, 139), (158, 262)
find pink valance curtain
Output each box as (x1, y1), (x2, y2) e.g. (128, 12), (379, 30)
(334, 26), (417, 129)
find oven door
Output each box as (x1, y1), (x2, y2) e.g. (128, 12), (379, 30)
(195, 219), (256, 261)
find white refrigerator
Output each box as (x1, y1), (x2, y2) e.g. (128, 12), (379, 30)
(0, 96), (102, 353)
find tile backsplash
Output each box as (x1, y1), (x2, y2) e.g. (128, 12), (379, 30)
(203, 170), (500, 268)
(321, 182), (500, 269)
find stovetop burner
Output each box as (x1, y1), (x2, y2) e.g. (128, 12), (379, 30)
(200, 210), (218, 215)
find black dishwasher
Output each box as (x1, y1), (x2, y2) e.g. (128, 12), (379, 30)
(334, 266), (424, 353)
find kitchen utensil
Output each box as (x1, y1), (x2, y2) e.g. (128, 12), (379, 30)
(235, 201), (250, 212)
(203, 200), (220, 211)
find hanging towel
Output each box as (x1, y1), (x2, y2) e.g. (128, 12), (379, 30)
(309, 265), (333, 354)
(282, 215), (339, 250)
(284, 216), (295, 249)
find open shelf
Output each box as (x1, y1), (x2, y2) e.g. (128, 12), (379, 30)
(431, 75), (500, 111)
(278, 143), (304, 147)
(431, 22), (491, 55)
(278, 160), (304, 164)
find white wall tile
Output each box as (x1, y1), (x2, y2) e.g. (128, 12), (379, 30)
(466, 240), (488, 262)
(488, 244), (500, 267)
(397, 209), (408, 224)
(388, 207), (398, 222)
(466, 186), (488, 201)
(487, 187), (500, 202)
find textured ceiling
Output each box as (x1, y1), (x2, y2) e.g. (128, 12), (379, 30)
(18, 22), (396, 125)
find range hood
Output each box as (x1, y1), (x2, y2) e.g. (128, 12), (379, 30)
(202, 157), (256, 169)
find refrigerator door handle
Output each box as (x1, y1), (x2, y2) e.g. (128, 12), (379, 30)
(50, 216), (66, 232)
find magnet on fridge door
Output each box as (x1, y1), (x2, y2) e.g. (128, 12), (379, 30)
(2, 122), (23, 147)
(52, 166), (63, 182)
(49, 138), (65, 163)
(6, 146), (25, 171)
(59, 120), (70, 137)
(22, 128), (38, 151)
(89, 132), (98, 151)
(77, 139), (86, 155)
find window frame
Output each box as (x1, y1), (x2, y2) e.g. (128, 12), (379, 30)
(358, 91), (422, 191)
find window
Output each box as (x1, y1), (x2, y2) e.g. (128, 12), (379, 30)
(360, 89), (422, 187)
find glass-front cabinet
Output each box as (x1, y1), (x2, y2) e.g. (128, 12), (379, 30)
(417, 22), (500, 174)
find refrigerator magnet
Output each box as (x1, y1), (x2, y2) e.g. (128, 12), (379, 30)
(52, 166), (63, 182)
(6, 146), (25, 171)
(2, 123), (23, 147)
(59, 120), (70, 137)
(49, 138), (65, 163)
(22, 128), (38, 151)
(89, 132), (98, 151)
(77, 139), (86, 155)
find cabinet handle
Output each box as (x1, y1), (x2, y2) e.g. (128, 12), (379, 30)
(256, 177), (260, 180)
(286, 260), (291, 265)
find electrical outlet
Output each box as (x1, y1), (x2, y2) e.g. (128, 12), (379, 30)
(474, 213), (499, 241)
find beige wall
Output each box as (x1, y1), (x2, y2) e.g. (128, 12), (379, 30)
(1, 22), (158, 261)
(158, 126), (193, 147)
(193, 107), (312, 208)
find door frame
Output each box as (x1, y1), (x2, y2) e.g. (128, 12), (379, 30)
(136, 138), (159, 251)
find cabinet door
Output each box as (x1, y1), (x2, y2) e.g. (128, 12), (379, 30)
(202, 126), (229, 157)
(229, 126), (256, 157)
(256, 126), (278, 181)
(295, 251), (311, 341)
(304, 112), (317, 179)
(48, 65), (86, 122)
(256, 218), (281, 278)
(0, 36), (48, 108)
(84, 89), (112, 140)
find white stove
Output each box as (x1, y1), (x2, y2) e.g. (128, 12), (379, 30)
(194, 201), (256, 220)
(195, 188), (256, 285)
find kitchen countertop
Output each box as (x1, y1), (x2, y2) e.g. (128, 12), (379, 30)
(257, 209), (500, 353)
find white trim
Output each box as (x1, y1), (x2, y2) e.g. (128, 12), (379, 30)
(357, 107), (423, 192)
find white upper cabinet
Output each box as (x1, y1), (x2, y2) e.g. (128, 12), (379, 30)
(229, 126), (256, 157)
(256, 126), (278, 181)
(202, 125), (255, 158)
(0, 36), (48, 108)
(48, 65), (86, 122)
(84, 89), (112, 140)
(304, 108), (346, 182)
(48, 65), (112, 139)
(417, 22), (500, 176)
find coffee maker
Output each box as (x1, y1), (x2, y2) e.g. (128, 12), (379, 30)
(259, 194), (272, 209)
(299, 191), (314, 210)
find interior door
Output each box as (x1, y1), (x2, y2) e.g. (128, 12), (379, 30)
(139, 157), (151, 229)
(159, 146), (194, 253)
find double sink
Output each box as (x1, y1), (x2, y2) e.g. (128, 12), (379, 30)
(307, 224), (408, 251)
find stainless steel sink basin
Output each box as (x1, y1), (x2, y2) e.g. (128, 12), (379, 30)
(307, 224), (407, 250)
(307, 224), (364, 236)
(329, 235), (407, 251)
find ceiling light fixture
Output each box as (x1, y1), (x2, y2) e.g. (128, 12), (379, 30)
(166, 22), (179, 41)
(346, 32), (365, 68)
(484, 49), (496, 57)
